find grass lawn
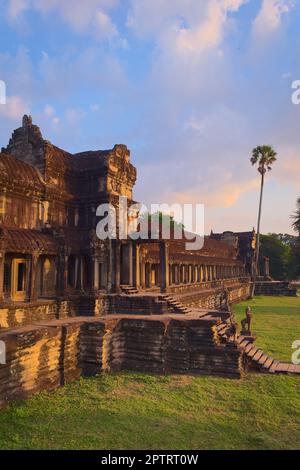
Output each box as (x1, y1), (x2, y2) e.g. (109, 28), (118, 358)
(233, 295), (300, 362)
(0, 296), (299, 450)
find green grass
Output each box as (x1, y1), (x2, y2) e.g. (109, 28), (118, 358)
(0, 296), (299, 450)
(233, 295), (300, 362)
(0, 372), (299, 450)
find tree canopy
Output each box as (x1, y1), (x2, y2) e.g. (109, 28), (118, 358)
(260, 233), (300, 280)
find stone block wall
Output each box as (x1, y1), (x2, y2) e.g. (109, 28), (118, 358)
(0, 315), (245, 409)
(254, 281), (297, 297)
(174, 282), (251, 310)
(0, 296), (108, 330)
(103, 295), (169, 316)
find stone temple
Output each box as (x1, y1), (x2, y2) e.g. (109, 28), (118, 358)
(0, 117), (298, 408)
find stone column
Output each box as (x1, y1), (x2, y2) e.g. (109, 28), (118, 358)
(114, 240), (121, 293)
(29, 252), (39, 302)
(93, 257), (99, 291)
(79, 256), (85, 291)
(128, 243), (133, 286)
(141, 260), (146, 289)
(264, 257), (270, 277)
(74, 257), (79, 289)
(159, 241), (169, 293)
(107, 240), (114, 293)
(133, 243), (140, 289)
(176, 264), (179, 284)
(169, 264), (173, 286)
(63, 254), (69, 293)
(148, 263), (152, 288)
(0, 251), (5, 301)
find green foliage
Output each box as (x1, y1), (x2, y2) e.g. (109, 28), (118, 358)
(260, 234), (291, 280)
(250, 145), (277, 173)
(290, 237), (300, 279)
(139, 211), (184, 231)
(259, 233), (300, 280)
(291, 197), (300, 235)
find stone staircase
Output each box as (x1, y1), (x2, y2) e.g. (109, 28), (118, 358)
(120, 285), (139, 295)
(159, 294), (193, 315)
(236, 335), (300, 375)
(216, 317), (235, 343)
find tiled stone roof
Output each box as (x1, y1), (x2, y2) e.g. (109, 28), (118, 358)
(0, 228), (58, 254)
(0, 152), (44, 192)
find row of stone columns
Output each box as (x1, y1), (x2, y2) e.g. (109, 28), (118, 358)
(107, 241), (245, 294)
(0, 251), (5, 301)
(168, 263), (243, 285)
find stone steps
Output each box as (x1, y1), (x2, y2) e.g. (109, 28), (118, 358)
(120, 285), (139, 295)
(236, 335), (300, 375)
(159, 294), (193, 315)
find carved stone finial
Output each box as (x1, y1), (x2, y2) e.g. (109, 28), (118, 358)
(22, 114), (32, 128)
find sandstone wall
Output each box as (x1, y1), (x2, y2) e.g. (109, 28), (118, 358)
(0, 296), (107, 329)
(254, 281), (297, 297)
(0, 315), (244, 409)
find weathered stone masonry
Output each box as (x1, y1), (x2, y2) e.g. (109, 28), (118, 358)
(0, 313), (245, 408)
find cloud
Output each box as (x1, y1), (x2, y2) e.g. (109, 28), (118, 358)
(6, 0), (123, 44)
(275, 147), (300, 187)
(0, 95), (29, 120)
(127, 0), (247, 55)
(252, 0), (294, 38)
(175, 0), (247, 55)
(169, 178), (260, 208)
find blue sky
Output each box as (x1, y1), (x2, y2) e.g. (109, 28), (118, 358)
(0, 0), (300, 235)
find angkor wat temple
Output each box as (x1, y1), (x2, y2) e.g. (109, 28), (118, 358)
(0, 117), (297, 408)
(0, 115), (254, 315)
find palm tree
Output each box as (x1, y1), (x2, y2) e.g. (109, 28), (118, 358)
(250, 145), (277, 297)
(292, 197), (300, 236)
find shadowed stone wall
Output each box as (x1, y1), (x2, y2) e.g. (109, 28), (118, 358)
(0, 315), (244, 409)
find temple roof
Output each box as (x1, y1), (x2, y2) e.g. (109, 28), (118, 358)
(0, 152), (44, 192)
(0, 228), (59, 254)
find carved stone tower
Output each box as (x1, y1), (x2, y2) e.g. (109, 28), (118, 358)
(2, 115), (46, 174)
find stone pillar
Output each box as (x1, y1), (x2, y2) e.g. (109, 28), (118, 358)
(93, 257), (99, 291)
(0, 251), (5, 301)
(29, 253), (39, 301)
(159, 241), (169, 293)
(79, 256), (84, 291)
(264, 257), (270, 277)
(176, 265), (179, 284)
(62, 254), (68, 293)
(114, 240), (121, 293)
(107, 240), (113, 293)
(141, 261), (146, 289)
(133, 243), (140, 289)
(74, 256), (79, 289)
(148, 263), (152, 288)
(128, 243), (133, 286)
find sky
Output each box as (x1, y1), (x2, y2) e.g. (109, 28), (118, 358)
(0, 0), (300, 235)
